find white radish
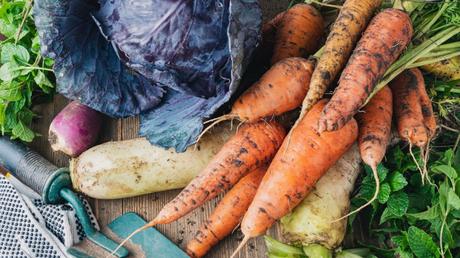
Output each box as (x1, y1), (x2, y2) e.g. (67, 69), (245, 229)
(70, 125), (235, 199)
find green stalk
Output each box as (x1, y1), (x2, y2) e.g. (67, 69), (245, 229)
(409, 51), (460, 68)
(384, 26), (458, 76)
(365, 26), (460, 104)
(436, 41), (460, 50)
(420, 48), (460, 58)
(414, 0), (450, 40)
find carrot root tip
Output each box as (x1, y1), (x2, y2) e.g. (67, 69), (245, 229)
(108, 221), (156, 258)
(230, 235), (251, 258)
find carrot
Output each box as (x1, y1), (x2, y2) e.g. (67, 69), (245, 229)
(232, 57), (315, 121)
(300, 0), (383, 117)
(271, 4), (324, 64)
(231, 99), (358, 257)
(390, 69), (428, 147)
(258, 11), (286, 58)
(186, 166), (267, 258)
(338, 86), (392, 220)
(391, 68), (436, 183)
(201, 57), (315, 137)
(318, 8), (413, 132)
(112, 121), (285, 255)
(412, 68), (437, 137)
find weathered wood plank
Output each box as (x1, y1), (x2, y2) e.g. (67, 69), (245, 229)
(29, 1), (291, 257)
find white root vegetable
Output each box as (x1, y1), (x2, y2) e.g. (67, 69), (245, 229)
(280, 144), (361, 249)
(70, 125), (235, 199)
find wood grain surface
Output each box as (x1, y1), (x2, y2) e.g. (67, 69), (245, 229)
(28, 1), (291, 257)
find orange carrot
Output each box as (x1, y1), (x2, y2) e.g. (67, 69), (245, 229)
(300, 0), (383, 117)
(232, 99), (358, 256)
(390, 69), (428, 147)
(412, 68), (437, 137)
(271, 4), (324, 64)
(112, 121), (285, 254)
(201, 57), (315, 137)
(186, 166), (267, 258)
(155, 120), (284, 225)
(258, 11), (286, 59)
(232, 57), (315, 121)
(318, 8), (413, 132)
(343, 86), (392, 218)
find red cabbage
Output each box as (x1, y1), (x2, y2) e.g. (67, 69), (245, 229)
(34, 0), (261, 152)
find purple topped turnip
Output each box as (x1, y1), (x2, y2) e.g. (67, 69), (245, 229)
(49, 101), (102, 157)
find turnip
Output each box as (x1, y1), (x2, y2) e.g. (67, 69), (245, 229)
(70, 124), (235, 199)
(49, 101), (102, 157)
(280, 144), (361, 249)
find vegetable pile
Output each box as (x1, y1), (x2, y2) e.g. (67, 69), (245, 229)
(3, 0), (459, 257)
(0, 0), (55, 142)
(111, 0), (457, 257)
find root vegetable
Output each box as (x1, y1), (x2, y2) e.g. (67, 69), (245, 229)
(201, 57), (315, 137)
(71, 124), (235, 199)
(154, 120), (285, 226)
(186, 166), (267, 258)
(344, 86), (393, 216)
(390, 69), (429, 147)
(421, 56), (460, 81)
(271, 4), (324, 64)
(113, 121), (285, 254)
(280, 144), (361, 249)
(49, 101), (102, 157)
(300, 0), (383, 116)
(318, 8), (413, 132)
(232, 99), (358, 257)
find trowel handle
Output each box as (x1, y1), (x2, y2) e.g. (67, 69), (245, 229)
(0, 136), (72, 204)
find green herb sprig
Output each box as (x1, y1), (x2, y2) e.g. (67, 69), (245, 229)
(0, 0), (55, 142)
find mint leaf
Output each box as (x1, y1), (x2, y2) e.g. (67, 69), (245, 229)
(378, 183), (392, 204)
(447, 188), (460, 210)
(0, 81), (22, 101)
(34, 71), (53, 93)
(389, 172), (408, 191)
(407, 205), (439, 221)
(407, 226), (440, 258)
(0, 62), (20, 81)
(388, 191), (409, 217)
(1, 43), (30, 64)
(432, 165), (457, 180)
(11, 120), (34, 142)
(380, 206), (398, 224)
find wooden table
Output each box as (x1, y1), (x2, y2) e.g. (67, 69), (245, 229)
(29, 1), (290, 257)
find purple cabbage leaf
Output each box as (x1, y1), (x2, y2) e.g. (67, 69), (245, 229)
(33, 0), (164, 117)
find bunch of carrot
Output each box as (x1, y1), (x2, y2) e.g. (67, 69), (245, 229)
(113, 1), (442, 256)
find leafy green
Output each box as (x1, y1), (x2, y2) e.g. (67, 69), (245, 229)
(349, 146), (460, 257)
(407, 227), (440, 258)
(0, 0), (55, 142)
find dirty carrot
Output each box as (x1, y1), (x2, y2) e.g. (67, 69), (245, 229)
(231, 99), (358, 257)
(200, 57), (315, 138)
(318, 8), (413, 132)
(257, 11), (286, 59)
(271, 3), (324, 64)
(390, 69), (429, 148)
(186, 166), (267, 258)
(111, 121), (285, 255)
(339, 86), (393, 220)
(300, 0), (383, 118)
(412, 68), (437, 137)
